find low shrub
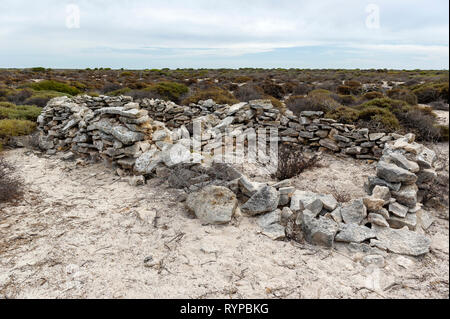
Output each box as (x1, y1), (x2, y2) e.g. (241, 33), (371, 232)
(387, 88), (418, 105)
(260, 80), (285, 99)
(101, 82), (123, 94)
(0, 157), (23, 204)
(412, 82), (449, 104)
(29, 80), (81, 95)
(0, 119), (37, 138)
(334, 94), (358, 106)
(182, 87), (239, 105)
(337, 85), (351, 95)
(233, 76), (252, 83)
(272, 144), (320, 181)
(325, 106), (359, 123)
(120, 71), (134, 77)
(233, 84), (264, 102)
(429, 101), (449, 111)
(363, 91), (384, 100)
(396, 108), (446, 142)
(24, 90), (67, 107)
(31, 67), (46, 72)
(107, 87), (131, 96)
(0, 103), (42, 121)
(356, 98), (411, 115)
(149, 81), (189, 103)
(357, 107), (400, 131)
(7, 89), (33, 104)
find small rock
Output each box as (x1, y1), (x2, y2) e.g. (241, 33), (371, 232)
(388, 213), (417, 231)
(391, 184), (418, 208)
(241, 185), (280, 216)
(368, 213), (389, 227)
(335, 223), (377, 243)
(416, 210), (434, 230)
(340, 199), (367, 225)
(301, 211), (339, 248)
(389, 202), (409, 218)
(371, 185), (390, 204)
(127, 175), (145, 186)
(305, 199), (323, 216)
(363, 197), (386, 212)
(376, 161), (417, 184)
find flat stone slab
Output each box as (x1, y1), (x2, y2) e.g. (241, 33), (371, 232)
(335, 223), (377, 243)
(373, 225), (431, 256)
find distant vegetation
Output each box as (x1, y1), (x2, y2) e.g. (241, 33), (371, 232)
(0, 67), (448, 148)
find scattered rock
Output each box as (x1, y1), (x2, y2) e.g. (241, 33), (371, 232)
(301, 211), (339, 248)
(186, 186), (238, 224)
(340, 199), (367, 225)
(368, 213), (390, 227)
(241, 185), (280, 216)
(335, 223), (376, 243)
(376, 161), (417, 184)
(389, 202), (409, 218)
(373, 225), (431, 256)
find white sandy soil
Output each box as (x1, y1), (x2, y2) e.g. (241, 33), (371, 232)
(0, 147), (448, 299)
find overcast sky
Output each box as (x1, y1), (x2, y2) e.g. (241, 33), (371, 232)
(1, 0), (448, 69)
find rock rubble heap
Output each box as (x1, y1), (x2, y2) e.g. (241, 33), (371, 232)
(36, 95), (437, 256)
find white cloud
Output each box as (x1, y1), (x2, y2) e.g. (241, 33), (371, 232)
(0, 0), (448, 68)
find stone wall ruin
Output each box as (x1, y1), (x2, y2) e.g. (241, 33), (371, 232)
(36, 95), (439, 257)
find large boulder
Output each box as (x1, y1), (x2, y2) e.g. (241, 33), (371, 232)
(186, 186), (238, 224)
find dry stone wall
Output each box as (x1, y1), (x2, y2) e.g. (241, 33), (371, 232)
(36, 95), (438, 257)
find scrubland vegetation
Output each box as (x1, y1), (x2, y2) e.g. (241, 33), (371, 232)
(0, 67), (448, 151)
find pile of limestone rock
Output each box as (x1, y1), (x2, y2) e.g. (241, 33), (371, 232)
(36, 95), (437, 257)
(181, 134), (434, 257)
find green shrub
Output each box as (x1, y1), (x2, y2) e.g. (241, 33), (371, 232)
(325, 106), (359, 123)
(29, 80), (81, 95)
(0, 119), (37, 137)
(356, 98), (411, 115)
(233, 76), (252, 83)
(24, 90), (67, 107)
(31, 67), (46, 72)
(337, 85), (351, 95)
(335, 94), (357, 106)
(357, 107), (400, 130)
(363, 91), (384, 100)
(0, 103), (42, 121)
(182, 87), (239, 105)
(120, 71), (134, 77)
(260, 80), (285, 99)
(107, 87), (131, 96)
(149, 81), (188, 102)
(437, 125), (449, 141)
(412, 82), (449, 104)
(387, 88), (418, 105)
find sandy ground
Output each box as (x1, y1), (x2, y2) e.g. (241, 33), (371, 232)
(0, 148), (448, 299)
